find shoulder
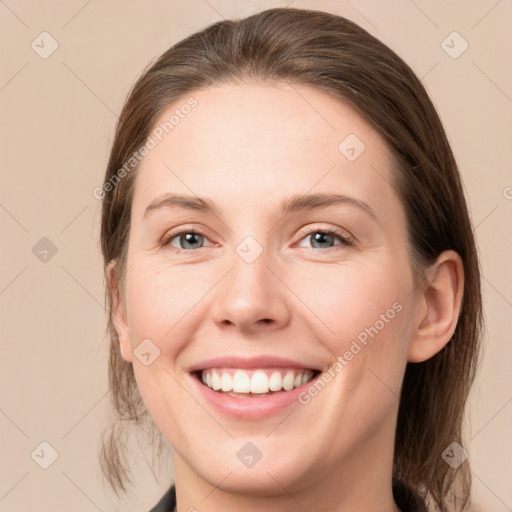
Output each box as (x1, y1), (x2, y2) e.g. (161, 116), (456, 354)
(148, 484), (176, 512)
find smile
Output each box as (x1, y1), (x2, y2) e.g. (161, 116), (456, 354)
(188, 356), (323, 419)
(198, 368), (317, 396)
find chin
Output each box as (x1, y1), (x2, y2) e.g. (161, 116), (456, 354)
(178, 437), (320, 497)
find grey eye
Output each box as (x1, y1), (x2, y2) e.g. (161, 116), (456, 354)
(308, 232), (337, 249)
(170, 232), (205, 250)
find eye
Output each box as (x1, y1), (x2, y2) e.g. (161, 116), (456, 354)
(163, 230), (213, 252)
(295, 228), (353, 250)
(162, 227), (353, 253)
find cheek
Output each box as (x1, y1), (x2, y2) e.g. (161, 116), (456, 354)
(123, 256), (211, 345)
(285, 259), (411, 342)
(284, 259), (414, 395)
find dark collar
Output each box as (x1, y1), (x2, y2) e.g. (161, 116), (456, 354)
(149, 484), (176, 512)
(149, 479), (427, 512)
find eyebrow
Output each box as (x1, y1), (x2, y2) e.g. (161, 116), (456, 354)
(143, 192), (377, 222)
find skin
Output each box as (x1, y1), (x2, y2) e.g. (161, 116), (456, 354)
(110, 82), (464, 512)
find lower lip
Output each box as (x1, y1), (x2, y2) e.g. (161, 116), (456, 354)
(188, 372), (319, 420)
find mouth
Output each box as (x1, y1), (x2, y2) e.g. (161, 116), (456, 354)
(193, 367), (320, 397)
(187, 356), (323, 419)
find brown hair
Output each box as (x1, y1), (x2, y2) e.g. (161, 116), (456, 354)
(99, 7), (482, 511)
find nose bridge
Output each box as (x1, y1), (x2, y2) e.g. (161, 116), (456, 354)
(211, 234), (290, 331)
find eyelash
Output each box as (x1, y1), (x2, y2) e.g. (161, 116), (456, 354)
(161, 226), (353, 254)
(295, 227), (353, 250)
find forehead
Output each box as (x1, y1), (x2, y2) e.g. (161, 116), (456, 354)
(132, 81), (399, 221)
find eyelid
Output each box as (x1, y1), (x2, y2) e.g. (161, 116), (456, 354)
(293, 224), (354, 247)
(161, 225), (215, 248)
(161, 224), (354, 252)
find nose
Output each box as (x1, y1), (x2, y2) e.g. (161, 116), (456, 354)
(210, 247), (291, 335)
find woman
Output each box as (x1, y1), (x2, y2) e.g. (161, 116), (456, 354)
(99, 7), (482, 512)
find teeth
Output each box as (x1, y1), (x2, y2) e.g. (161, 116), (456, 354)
(220, 373), (232, 392)
(250, 371), (269, 394)
(283, 371), (295, 391)
(200, 368), (315, 394)
(211, 372), (221, 391)
(269, 371), (282, 391)
(233, 370), (251, 393)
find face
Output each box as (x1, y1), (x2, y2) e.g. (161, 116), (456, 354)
(114, 82), (420, 495)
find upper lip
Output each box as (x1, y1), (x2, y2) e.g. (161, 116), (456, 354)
(188, 355), (321, 372)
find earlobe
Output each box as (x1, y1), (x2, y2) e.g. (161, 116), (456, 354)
(107, 261), (133, 363)
(408, 250), (464, 363)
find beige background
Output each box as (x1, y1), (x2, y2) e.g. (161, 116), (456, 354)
(0, 0), (511, 510)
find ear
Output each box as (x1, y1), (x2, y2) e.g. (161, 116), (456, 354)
(107, 261), (133, 363)
(408, 250), (464, 363)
